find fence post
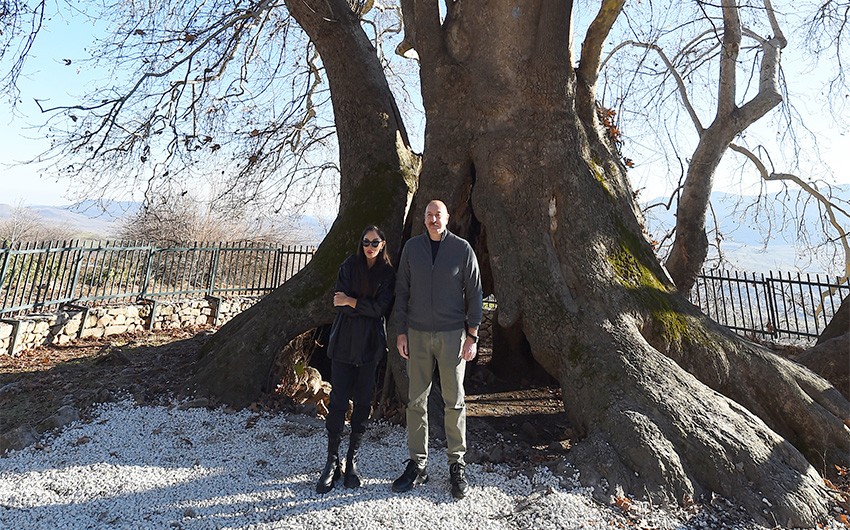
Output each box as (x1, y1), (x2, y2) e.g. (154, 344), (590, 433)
(68, 241), (85, 303)
(0, 241), (11, 291)
(765, 271), (779, 338)
(140, 245), (157, 299)
(1, 318), (21, 355)
(208, 243), (221, 296)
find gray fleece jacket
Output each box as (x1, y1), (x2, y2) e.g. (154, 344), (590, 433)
(394, 230), (483, 334)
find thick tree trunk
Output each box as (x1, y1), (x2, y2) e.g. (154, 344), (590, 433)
(192, 0), (418, 406)
(191, 1), (847, 525)
(409, 1), (848, 526)
(818, 295), (849, 345)
(796, 296), (850, 399)
(796, 334), (850, 400)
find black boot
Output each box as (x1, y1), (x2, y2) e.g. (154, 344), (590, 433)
(449, 462), (468, 499)
(316, 434), (341, 494)
(344, 432), (364, 489)
(391, 459), (428, 493)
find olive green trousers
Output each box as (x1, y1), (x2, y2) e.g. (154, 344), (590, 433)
(405, 328), (467, 466)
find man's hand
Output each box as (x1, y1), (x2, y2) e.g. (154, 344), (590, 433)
(461, 337), (477, 361)
(397, 334), (409, 359)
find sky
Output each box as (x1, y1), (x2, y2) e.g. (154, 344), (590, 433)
(0, 8), (95, 206)
(0, 4), (848, 209)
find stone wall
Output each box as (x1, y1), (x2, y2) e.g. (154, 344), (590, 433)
(0, 296), (261, 356)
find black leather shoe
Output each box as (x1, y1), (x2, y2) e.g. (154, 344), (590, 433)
(449, 462), (468, 499)
(391, 459), (428, 493)
(316, 454), (341, 494)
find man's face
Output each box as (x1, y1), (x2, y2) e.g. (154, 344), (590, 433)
(424, 202), (448, 238)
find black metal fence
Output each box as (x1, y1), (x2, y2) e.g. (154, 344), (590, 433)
(1, 240), (846, 342)
(0, 240), (315, 317)
(691, 270), (848, 341)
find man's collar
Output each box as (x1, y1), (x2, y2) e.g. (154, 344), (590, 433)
(428, 229), (448, 242)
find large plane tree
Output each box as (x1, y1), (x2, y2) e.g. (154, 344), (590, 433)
(199, 2), (849, 526)
(2, 0), (848, 527)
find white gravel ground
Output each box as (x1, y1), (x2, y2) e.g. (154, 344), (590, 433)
(0, 401), (836, 530)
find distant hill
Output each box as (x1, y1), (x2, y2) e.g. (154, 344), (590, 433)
(68, 199), (142, 221)
(4, 190), (844, 272)
(0, 200), (329, 244)
(0, 202), (125, 238)
(641, 189), (846, 274)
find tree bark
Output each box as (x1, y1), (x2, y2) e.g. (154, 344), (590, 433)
(192, 0), (418, 406)
(796, 334), (850, 400)
(795, 295), (850, 399)
(818, 295), (849, 345)
(408, 1), (847, 526)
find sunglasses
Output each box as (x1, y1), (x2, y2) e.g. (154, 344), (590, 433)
(361, 239), (383, 248)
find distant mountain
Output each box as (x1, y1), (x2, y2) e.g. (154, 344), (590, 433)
(67, 200), (142, 221)
(0, 200), (329, 244)
(0, 202), (126, 238)
(289, 215), (328, 245)
(641, 189), (846, 274)
(6, 190), (843, 271)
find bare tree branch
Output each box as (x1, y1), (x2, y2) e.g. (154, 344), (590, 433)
(717, 0), (742, 116)
(577, 0), (627, 90)
(602, 39), (705, 133)
(730, 142), (850, 296)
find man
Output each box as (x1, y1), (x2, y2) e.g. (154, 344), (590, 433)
(391, 199), (483, 499)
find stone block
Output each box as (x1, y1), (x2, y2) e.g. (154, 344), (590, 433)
(63, 319), (81, 336)
(0, 322), (12, 340)
(36, 405), (80, 432)
(80, 327), (104, 339)
(104, 325), (129, 336)
(33, 320), (50, 335)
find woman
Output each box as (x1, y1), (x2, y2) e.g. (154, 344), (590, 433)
(316, 225), (395, 493)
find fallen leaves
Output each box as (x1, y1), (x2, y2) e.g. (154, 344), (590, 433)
(614, 495), (633, 512)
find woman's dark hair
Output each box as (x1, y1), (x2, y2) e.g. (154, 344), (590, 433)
(353, 225), (392, 296)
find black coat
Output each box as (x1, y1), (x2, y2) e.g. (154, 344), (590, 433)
(326, 255), (395, 366)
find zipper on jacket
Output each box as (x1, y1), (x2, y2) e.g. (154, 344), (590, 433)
(430, 236), (436, 332)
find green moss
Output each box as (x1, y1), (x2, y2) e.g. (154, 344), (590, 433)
(609, 243), (667, 293)
(650, 308), (689, 344)
(590, 157), (612, 197)
(605, 222), (714, 347)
